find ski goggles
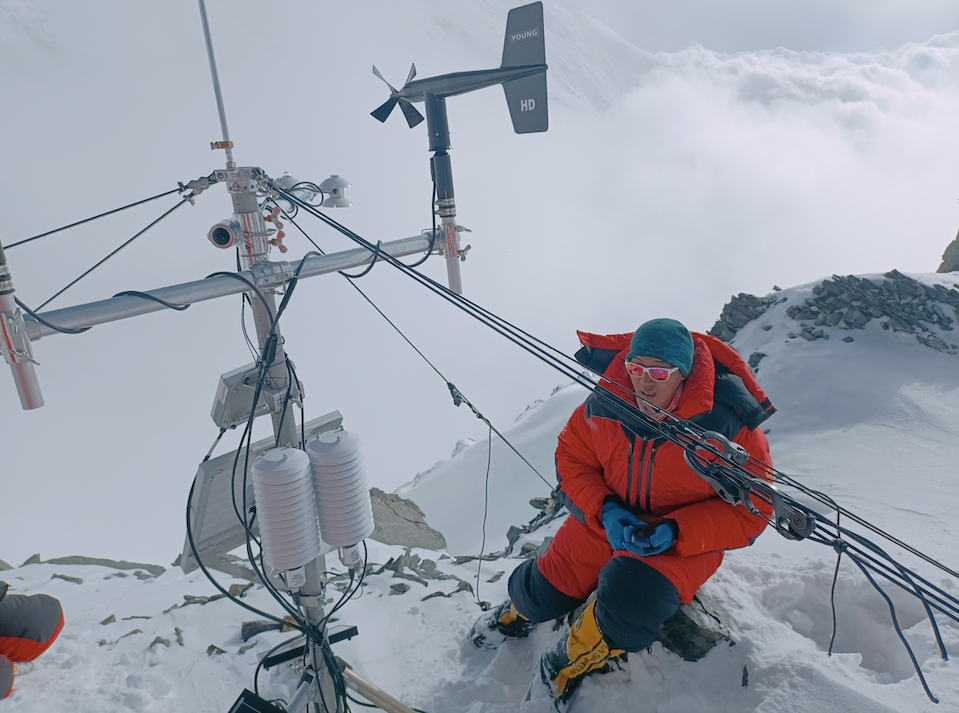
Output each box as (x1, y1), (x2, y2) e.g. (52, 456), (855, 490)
(624, 363), (680, 381)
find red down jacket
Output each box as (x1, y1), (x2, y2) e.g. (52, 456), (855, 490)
(553, 331), (775, 604)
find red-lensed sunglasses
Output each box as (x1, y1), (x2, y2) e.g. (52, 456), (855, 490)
(624, 362), (680, 381)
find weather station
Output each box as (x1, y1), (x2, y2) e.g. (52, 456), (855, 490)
(0, 2), (548, 711)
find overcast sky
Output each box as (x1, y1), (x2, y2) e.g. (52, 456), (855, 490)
(1, 0), (958, 567)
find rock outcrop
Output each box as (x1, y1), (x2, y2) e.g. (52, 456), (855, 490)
(938, 230), (959, 273)
(711, 271), (959, 356)
(370, 488), (447, 551)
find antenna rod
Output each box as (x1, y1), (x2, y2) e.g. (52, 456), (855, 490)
(197, 0), (235, 168)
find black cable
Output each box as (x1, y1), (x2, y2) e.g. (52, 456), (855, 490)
(207, 271), (276, 332)
(277, 197), (554, 492)
(111, 290), (191, 311)
(398, 179), (438, 269)
(35, 196), (192, 310)
(475, 424), (493, 605)
(340, 241), (384, 279)
(255, 635), (307, 697)
(14, 297), (91, 334)
(4, 187), (183, 250)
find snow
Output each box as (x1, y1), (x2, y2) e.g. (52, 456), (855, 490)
(4, 271), (959, 712)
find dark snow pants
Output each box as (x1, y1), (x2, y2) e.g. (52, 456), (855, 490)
(508, 520), (680, 652)
(0, 590), (64, 699)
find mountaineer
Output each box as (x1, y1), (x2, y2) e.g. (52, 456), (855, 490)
(471, 318), (775, 706)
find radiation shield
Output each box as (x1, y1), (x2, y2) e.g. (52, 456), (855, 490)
(180, 410), (342, 584)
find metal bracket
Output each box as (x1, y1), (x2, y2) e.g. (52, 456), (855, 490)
(739, 478), (816, 541)
(682, 430), (748, 506)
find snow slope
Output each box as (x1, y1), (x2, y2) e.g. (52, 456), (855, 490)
(3, 271), (959, 712)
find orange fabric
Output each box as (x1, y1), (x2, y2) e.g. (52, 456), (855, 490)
(553, 332), (774, 604)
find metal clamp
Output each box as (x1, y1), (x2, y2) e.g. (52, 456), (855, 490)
(740, 478), (816, 541)
(683, 430), (748, 506)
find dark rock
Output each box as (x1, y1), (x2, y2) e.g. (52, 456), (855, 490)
(100, 614), (116, 626)
(229, 583), (254, 597)
(843, 337), (854, 343)
(241, 620), (283, 641)
(709, 292), (777, 342)
(659, 607), (729, 662)
(175, 628), (184, 646)
(0, 559), (12, 571)
(207, 645), (226, 656)
(149, 637), (170, 649)
(22, 554), (41, 566)
(389, 583), (410, 596)
(51, 574), (83, 585)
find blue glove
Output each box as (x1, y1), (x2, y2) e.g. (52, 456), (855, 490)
(601, 501), (675, 556)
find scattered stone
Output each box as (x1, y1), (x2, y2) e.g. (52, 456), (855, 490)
(747, 352), (766, 369)
(369, 487), (447, 551)
(772, 285), (781, 291)
(100, 614), (116, 626)
(229, 582), (254, 597)
(51, 574), (83, 585)
(0, 559), (12, 571)
(175, 628), (184, 646)
(21, 554), (41, 566)
(421, 581), (473, 601)
(122, 615), (151, 621)
(389, 583), (410, 596)
(207, 645), (226, 656)
(762, 325), (772, 331)
(133, 571), (154, 581)
(528, 497), (550, 511)
(117, 629), (142, 642)
(239, 643), (257, 654)
(149, 637), (170, 649)
(486, 572), (504, 583)
(98, 639), (108, 647)
(163, 604), (179, 614)
(240, 619), (283, 642)
(392, 571), (429, 587)
(108, 572), (128, 579)
(46, 556), (165, 578)
(842, 337), (854, 343)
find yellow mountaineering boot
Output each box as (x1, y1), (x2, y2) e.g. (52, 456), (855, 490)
(538, 601), (627, 706)
(469, 599), (537, 649)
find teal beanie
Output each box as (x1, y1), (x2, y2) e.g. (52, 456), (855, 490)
(626, 319), (694, 376)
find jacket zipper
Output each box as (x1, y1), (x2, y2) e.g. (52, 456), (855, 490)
(635, 439), (648, 508)
(625, 437), (634, 507)
(645, 442), (659, 512)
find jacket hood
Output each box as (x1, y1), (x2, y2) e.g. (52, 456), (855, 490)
(575, 330), (775, 429)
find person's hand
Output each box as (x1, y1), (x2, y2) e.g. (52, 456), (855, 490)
(602, 501), (651, 551)
(624, 521), (674, 556)
(601, 502), (675, 556)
